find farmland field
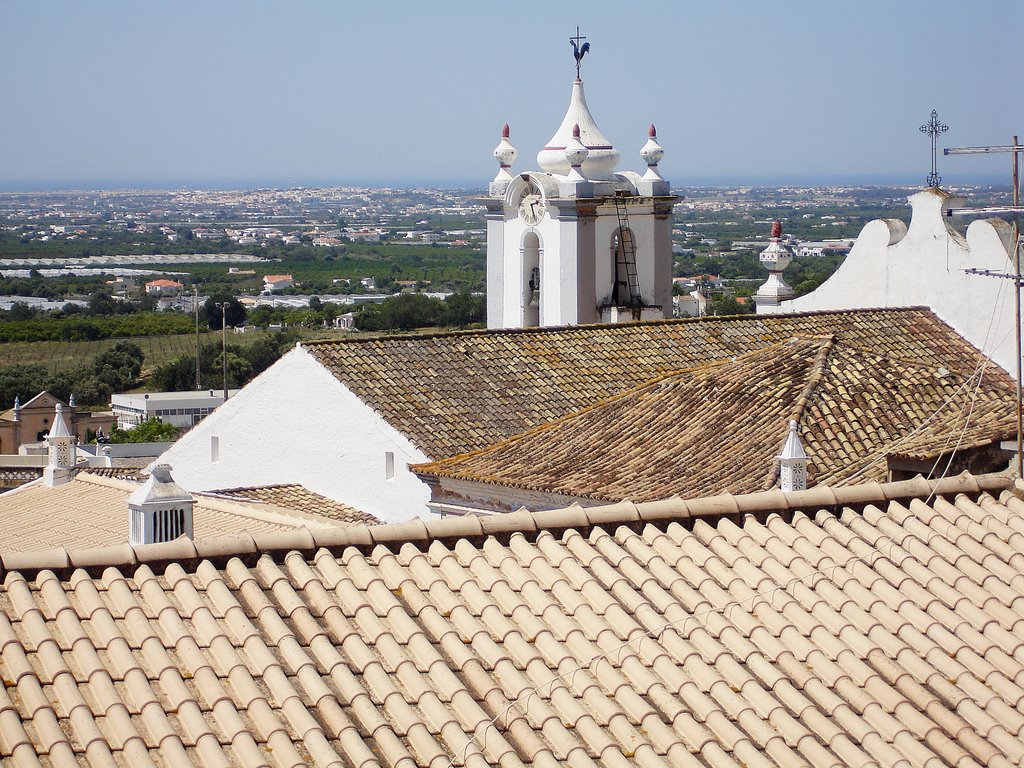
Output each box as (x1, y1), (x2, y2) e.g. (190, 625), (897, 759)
(0, 327), (351, 377)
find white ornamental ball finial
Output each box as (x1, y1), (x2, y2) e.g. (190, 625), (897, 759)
(564, 123), (590, 170)
(492, 123), (517, 183)
(640, 123), (665, 181)
(640, 124), (664, 167)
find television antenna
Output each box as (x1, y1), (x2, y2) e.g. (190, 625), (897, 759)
(945, 136), (1024, 474)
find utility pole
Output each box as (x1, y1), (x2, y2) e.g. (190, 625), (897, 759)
(214, 302), (228, 401)
(194, 285), (201, 391)
(946, 136), (1024, 475)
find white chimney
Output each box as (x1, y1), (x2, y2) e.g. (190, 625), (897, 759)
(128, 464), (194, 545)
(778, 419), (809, 492)
(43, 402), (76, 487)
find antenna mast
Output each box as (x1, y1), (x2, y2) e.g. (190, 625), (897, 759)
(946, 136), (1024, 475)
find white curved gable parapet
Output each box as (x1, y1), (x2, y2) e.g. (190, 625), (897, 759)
(967, 216), (1014, 256)
(878, 218), (909, 246)
(779, 187), (1017, 373)
(613, 171), (641, 195)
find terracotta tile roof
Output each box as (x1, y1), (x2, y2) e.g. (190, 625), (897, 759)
(0, 471), (1022, 766)
(203, 483), (380, 525)
(413, 335), (1018, 501)
(0, 473), (345, 553)
(303, 307), (991, 459)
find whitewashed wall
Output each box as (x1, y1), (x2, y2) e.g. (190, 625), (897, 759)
(155, 346), (431, 523)
(779, 188), (1017, 373)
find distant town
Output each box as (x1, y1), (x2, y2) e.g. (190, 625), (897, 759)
(0, 181), (1016, 427)
(0, 182), (1013, 312)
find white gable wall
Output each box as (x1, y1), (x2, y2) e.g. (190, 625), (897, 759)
(155, 346), (431, 523)
(778, 188), (1017, 373)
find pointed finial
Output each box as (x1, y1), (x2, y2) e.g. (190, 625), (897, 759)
(493, 123), (517, 184)
(564, 125), (589, 180)
(13, 395), (19, 411)
(771, 220), (782, 239)
(68, 393), (76, 408)
(640, 124), (665, 180)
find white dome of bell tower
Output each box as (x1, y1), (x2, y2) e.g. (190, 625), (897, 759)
(536, 79), (620, 179)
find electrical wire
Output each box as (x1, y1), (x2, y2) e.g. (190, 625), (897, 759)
(446, 290), (1018, 767)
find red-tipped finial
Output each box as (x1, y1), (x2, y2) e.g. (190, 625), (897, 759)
(771, 220), (782, 239)
(649, 123), (657, 138)
(502, 123), (510, 139)
(572, 123), (581, 138)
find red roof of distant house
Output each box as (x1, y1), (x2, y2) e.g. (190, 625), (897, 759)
(145, 279), (183, 288)
(263, 274), (293, 282)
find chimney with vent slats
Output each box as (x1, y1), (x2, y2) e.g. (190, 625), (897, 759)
(127, 464), (194, 545)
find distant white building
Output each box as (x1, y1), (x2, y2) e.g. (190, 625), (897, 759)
(111, 390), (239, 430)
(144, 279), (183, 296)
(673, 291), (706, 317)
(333, 312), (356, 330)
(191, 228), (223, 240)
(345, 229), (383, 242)
(263, 274), (295, 292)
(794, 239), (854, 258)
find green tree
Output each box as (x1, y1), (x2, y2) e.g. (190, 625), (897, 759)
(440, 292), (484, 328)
(706, 295), (754, 316)
(202, 293), (247, 329)
(108, 418), (179, 443)
(355, 293), (441, 331)
(0, 364), (49, 410)
(86, 290), (121, 316)
(218, 351), (253, 388)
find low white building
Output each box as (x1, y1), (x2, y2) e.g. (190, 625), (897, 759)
(111, 390), (239, 430)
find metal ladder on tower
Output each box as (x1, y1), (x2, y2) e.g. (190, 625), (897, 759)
(613, 192), (642, 309)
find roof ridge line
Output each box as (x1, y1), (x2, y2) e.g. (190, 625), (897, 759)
(1, 471), (1011, 580)
(300, 306), (934, 347)
(76, 471), (141, 493)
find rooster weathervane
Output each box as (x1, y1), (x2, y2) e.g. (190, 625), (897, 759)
(570, 26), (590, 79)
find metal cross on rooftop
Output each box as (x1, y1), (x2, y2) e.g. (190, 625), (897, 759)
(569, 26), (590, 79)
(920, 109), (949, 188)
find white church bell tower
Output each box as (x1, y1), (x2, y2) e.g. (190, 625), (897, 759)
(484, 31), (678, 329)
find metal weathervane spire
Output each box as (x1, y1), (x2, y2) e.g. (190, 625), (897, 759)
(920, 109), (949, 188)
(569, 26), (590, 79)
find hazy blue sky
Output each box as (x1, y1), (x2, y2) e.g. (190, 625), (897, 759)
(1, 0), (1020, 189)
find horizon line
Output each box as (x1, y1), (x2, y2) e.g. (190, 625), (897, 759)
(0, 174), (1012, 194)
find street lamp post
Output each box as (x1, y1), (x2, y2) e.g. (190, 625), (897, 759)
(214, 302), (228, 401)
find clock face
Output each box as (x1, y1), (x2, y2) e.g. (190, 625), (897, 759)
(517, 184), (546, 226)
